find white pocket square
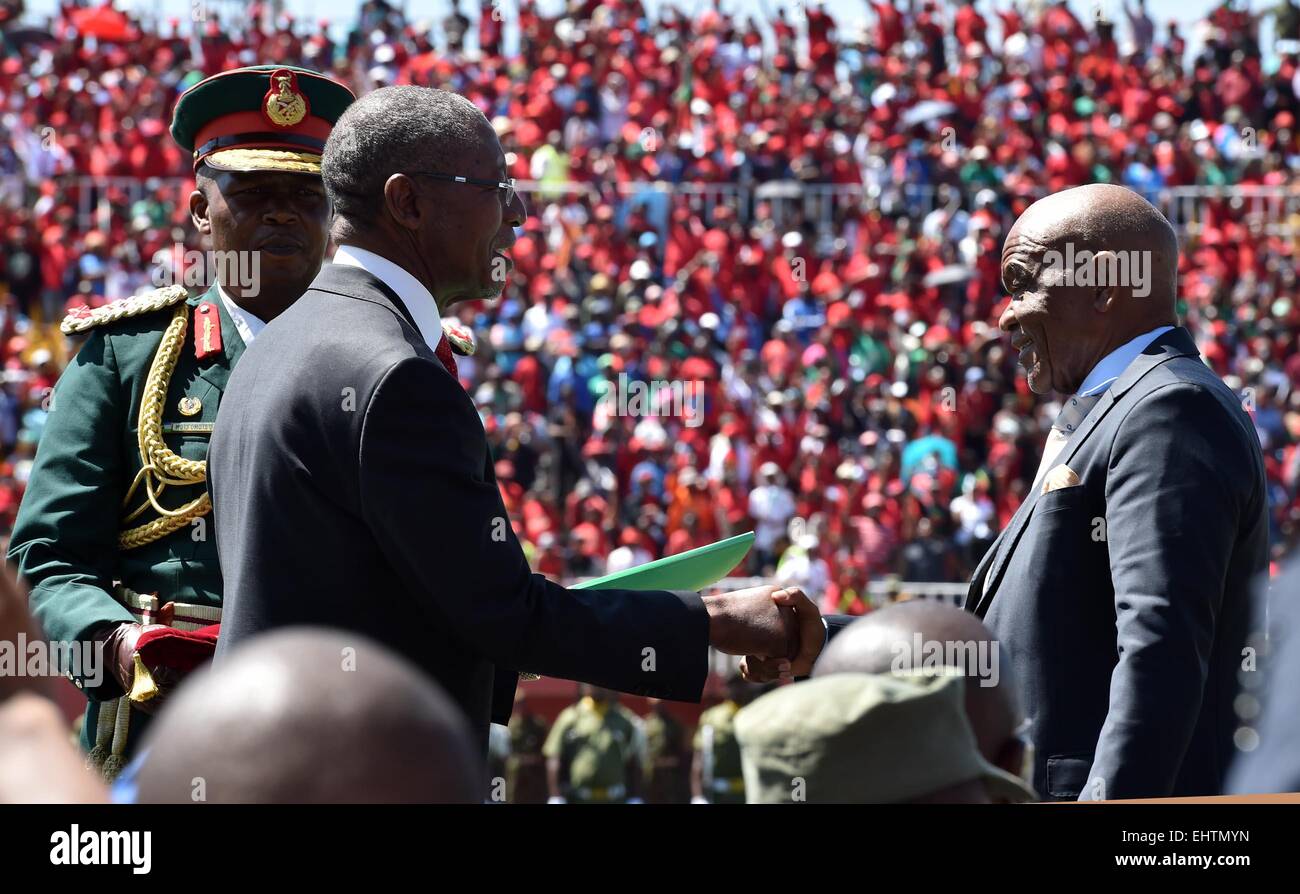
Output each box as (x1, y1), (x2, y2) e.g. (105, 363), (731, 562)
(1041, 464), (1081, 494)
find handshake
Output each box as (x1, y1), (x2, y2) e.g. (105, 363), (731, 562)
(702, 585), (827, 683)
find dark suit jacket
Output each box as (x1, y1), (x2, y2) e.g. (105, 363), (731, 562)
(207, 263), (711, 747)
(965, 327), (1268, 800)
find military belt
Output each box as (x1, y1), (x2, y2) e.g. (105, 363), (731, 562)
(573, 784), (627, 802)
(87, 586), (222, 782)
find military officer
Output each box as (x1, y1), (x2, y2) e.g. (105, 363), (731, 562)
(691, 673), (759, 804)
(7, 65), (354, 779)
(642, 697), (691, 803)
(505, 689), (550, 804)
(544, 684), (645, 804)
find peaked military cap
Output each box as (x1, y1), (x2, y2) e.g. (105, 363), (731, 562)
(170, 64), (354, 175)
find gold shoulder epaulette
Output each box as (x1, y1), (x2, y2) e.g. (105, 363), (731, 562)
(60, 285), (189, 335)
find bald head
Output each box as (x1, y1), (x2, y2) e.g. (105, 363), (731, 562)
(814, 602), (1021, 768)
(1009, 184), (1180, 303)
(136, 628), (481, 803)
(1000, 184), (1179, 395)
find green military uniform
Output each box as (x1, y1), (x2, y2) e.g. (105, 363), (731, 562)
(506, 710), (550, 804)
(543, 696), (642, 804)
(694, 700), (747, 803)
(11, 284), (250, 773)
(643, 707), (691, 803)
(6, 65), (354, 780)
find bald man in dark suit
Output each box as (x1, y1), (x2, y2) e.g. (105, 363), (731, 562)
(743, 185), (1269, 802)
(966, 184), (1268, 800)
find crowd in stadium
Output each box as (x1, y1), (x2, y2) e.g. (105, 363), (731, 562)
(1, 0), (1299, 616)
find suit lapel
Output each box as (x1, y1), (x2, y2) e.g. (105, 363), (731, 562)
(966, 524), (1001, 611)
(969, 327), (1200, 616)
(971, 483), (1044, 616)
(306, 263), (456, 384)
(972, 388), (1118, 616)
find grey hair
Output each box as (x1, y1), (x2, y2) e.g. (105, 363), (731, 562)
(321, 85), (489, 223)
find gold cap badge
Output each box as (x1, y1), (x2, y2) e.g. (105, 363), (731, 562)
(263, 69), (309, 128)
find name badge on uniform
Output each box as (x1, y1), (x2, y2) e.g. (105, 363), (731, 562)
(163, 422), (215, 435)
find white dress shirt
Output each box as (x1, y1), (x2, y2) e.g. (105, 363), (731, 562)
(217, 283), (267, 347)
(1076, 325), (1175, 398)
(331, 245), (444, 353)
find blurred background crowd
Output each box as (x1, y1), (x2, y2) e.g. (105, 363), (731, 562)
(2, 0), (1300, 622)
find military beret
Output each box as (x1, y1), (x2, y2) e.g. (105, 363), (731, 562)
(170, 64), (354, 176)
(734, 671), (1038, 804)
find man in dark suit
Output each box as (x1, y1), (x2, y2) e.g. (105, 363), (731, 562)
(965, 183), (1267, 800)
(206, 86), (822, 750)
(742, 185), (1268, 802)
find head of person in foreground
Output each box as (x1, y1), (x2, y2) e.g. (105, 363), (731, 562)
(135, 627), (482, 803)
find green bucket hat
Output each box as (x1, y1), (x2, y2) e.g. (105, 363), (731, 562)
(735, 671), (1038, 804)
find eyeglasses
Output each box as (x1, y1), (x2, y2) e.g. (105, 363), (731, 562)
(407, 171), (518, 207)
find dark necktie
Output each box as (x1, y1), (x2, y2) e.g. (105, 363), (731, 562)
(1032, 392), (1103, 489)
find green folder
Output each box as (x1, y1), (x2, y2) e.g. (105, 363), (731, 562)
(573, 531), (755, 592)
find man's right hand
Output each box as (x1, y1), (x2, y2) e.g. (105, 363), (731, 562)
(702, 586), (819, 670)
(739, 588), (828, 682)
(93, 622), (172, 712)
